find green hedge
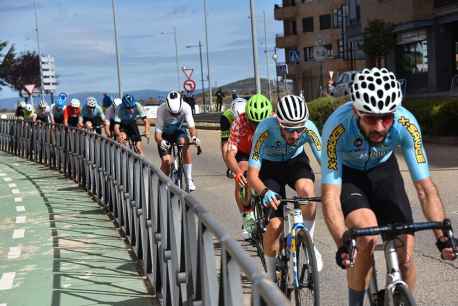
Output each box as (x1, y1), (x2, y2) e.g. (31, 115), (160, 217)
(307, 95), (458, 136)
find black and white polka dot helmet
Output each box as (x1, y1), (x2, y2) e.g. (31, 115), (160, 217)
(351, 67), (402, 114)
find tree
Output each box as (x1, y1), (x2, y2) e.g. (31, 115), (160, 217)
(3, 51), (41, 96)
(361, 20), (396, 68)
(0, 40), (16, 91)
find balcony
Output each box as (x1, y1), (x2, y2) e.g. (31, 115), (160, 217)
(276, 34), (299, 49)
(274, 4), (297, 20)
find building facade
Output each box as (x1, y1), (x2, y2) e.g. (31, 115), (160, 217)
(275, 0), (458, 97)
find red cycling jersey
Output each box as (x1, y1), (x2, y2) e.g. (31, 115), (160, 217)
(63, 106), (80, 122)
(227, 113), (256, 155)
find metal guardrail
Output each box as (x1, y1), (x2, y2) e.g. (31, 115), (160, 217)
(450, 74), (458, 92)
(0, 119), (289, 306)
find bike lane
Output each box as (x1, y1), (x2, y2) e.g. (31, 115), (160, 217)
(0, 152), (155, 306)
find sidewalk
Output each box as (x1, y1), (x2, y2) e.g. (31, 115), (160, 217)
(0, 152), (155, 306)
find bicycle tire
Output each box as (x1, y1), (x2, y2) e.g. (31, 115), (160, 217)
(290, 229), (320, 306)
(392, 283), (416, 306)
(251, 196), (267, 271)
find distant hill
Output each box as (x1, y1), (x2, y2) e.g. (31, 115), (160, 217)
(0, 89), (168, 110)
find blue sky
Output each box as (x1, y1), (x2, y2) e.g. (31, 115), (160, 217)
(0, 0), (284, 98)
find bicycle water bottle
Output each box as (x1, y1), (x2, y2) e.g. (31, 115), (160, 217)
(293, 208), (303, 225)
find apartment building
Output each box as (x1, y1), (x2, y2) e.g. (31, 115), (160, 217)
(274, 0), (352, 100)
(275, 0), (458, 97)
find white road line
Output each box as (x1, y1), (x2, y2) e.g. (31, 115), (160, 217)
(15, 206), (25, 212)
(7, 246), (21, 259)
(13, 163), (19, 166)
(8, 183), (17, 188)
(15, 216), (26, 224)
(11, 189), (20, 194)
(3, 177), (11, 182)
(0, 303), (7, 306)
(0, 272), (16, 290)
(0, 173), (6, 177)
(14, 197), (22, 203)
(12, 229), (25, 239)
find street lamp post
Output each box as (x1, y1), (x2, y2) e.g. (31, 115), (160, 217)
(186, 41), (206, 110)
(263, 11), (272, 101)
(161, 28), (180, 90)
(272, 50), (280, 101)
(202, 0), (213, 109)
(111, 0), (123, 98)
(249, 0), (261, 94)
(33, 0), (43, 102)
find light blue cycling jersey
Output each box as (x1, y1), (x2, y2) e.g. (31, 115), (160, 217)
(114, 103), (146, 124)
(321, 102), (430, 185)
(81, 105), (105, 120)
(248, 117), (322, 169)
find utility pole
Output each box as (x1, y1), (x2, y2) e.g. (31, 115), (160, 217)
(33, 0), (43, 102)
(249, 0), (261, 94)
(203, 0), (213, 109)
(186, 41), (206, 109)
(263, 11), (272, 101)
(111, 0), (123, 98)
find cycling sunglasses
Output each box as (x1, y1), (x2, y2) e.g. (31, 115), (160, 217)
(357, 111), (394, 126)
(283, 126), (306, 134)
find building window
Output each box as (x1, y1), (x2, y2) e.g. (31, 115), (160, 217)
(304, 47), (314, 62)
(398, 40), (428, 74)
(324, 44), (333, 57)
(285, 20), (297, 35)
(320, 14), (331, 30)
(287, 48), (301, 64)
(302, 17), (314, 32)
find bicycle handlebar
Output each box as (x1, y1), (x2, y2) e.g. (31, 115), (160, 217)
(278, 196), (322, 204)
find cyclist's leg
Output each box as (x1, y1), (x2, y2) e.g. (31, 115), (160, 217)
(124, 122), (143, 154)
(157, 133), (174, 175)
(84, 118), (93, 130)
(180, 129), (195, 190)
(371, 154), (416, 290)
(234, 153), (251, 210)
(259, 160), (287, 281)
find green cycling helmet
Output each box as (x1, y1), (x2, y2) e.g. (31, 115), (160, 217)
(245, 94), (272, 122)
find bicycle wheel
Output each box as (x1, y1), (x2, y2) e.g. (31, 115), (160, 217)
(251, 196), (266, 271)
(392, 283), (416, 306)
(291, 229), (319, 306)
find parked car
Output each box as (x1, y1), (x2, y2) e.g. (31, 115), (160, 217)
(329, 70), (358, 97)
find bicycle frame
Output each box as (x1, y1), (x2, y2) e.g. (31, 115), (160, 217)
(170, 143), (184, 190)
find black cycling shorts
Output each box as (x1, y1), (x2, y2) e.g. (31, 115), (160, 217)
(157, 128), (189, 158)
(340, 153), (413, 227)
(220, 115), (231, 143)
(260, 151), (315, 218)
(68, 117), (79, 128)
(235, 151), (249, 162)
(119, 121), (141, 142)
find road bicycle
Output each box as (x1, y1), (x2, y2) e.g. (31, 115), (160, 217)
(249, 195), (321, 305)
(342, 219), (458, 306)
(169, 141), (202, 192)
(275, 196), (321, 306)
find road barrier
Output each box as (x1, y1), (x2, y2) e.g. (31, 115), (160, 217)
(0, 119), (290, 306)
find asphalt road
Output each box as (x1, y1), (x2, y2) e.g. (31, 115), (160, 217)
(142, 129), (458, 306)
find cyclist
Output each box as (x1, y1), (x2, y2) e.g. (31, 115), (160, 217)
(15, 100), (26, 118)
(220, 98), (245, 178)
(155, 90), (199, 191)
(51, 94), (67, 125)
(102, 93), (113, 112)
(23, 103), (36, 122)
(225, 95), (266, 239)
(247, 94), (323, 281)
(63, 98), (82, 128)
(81, 96), (106, 134)
(113, 94), (150, 155)
(104, 97), (122, 138)
(35, 100), (53, 124)
(320, 67), (457, 306)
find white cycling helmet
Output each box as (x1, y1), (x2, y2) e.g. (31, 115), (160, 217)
(230, 97), (247, 118)
(276, 95), (309, 128)
(25, 104), (34, 113)
(86, 96), (97, 108)
(166, 90), (182, 114)
(70, 98), (81, 108)
(351, 67), (402, 114)
(18, 100), (26, 108)
(39, 99), (48, 109)
(113, 98), (122, 107)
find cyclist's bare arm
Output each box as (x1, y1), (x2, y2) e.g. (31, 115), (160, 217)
(154, 130), (163, 144)
(322, 183), (347, 246)
(188, 127), (197, 139)
(414, 177), (447, 238)
(104, 120), (111, 136)
(114, 123), (121, 137)
(143, 118), (150, 137)
(225, 148), (247, 186)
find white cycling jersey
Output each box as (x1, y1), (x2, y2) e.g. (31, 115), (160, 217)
(155, 103), (195, 134)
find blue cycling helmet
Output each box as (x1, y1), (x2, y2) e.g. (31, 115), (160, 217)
(56, 92), (68, 108)
(102, 94), (113, 108)
(122, 94), (136, 108)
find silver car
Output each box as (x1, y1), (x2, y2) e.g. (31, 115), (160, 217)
(329, 71), (358, 97)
